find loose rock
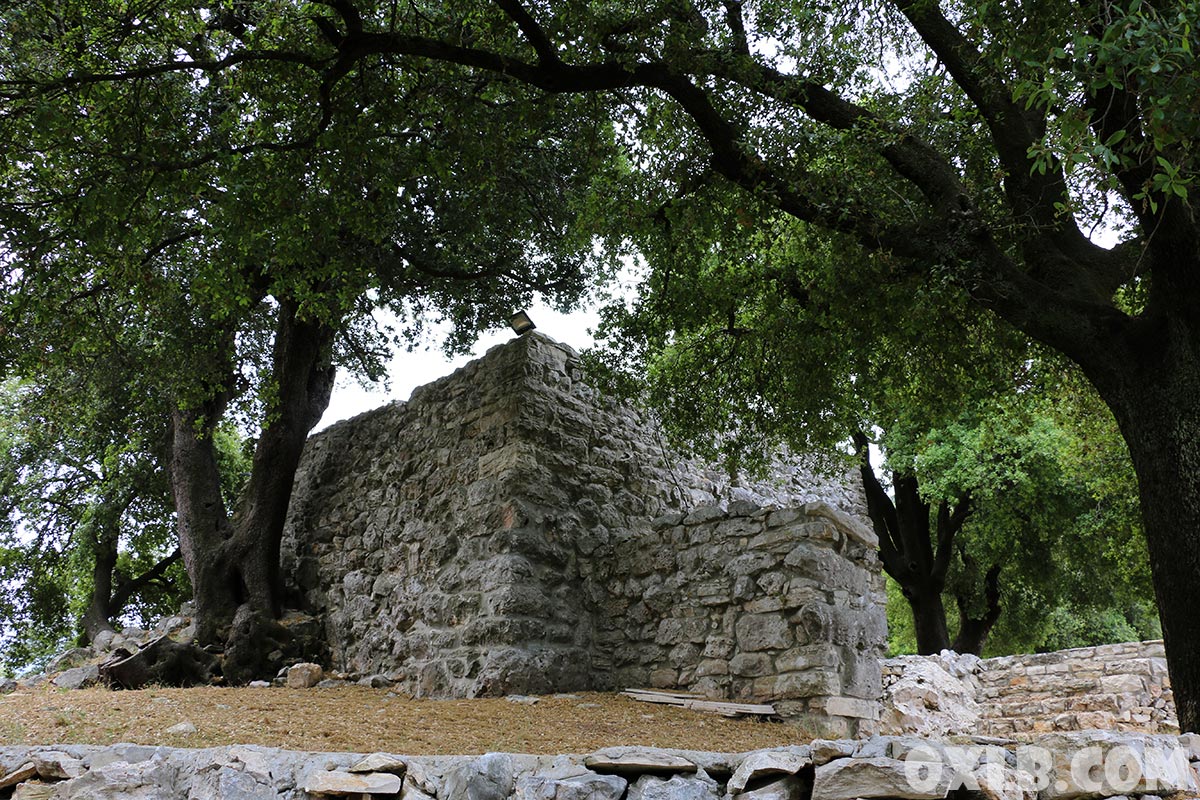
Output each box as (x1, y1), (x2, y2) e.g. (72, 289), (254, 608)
(286, 662), (324, 688)
(302, 769), (403, 795)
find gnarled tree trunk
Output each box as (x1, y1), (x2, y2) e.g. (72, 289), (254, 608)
(856, 434), (973, 655)
(169, 299), (335, 681)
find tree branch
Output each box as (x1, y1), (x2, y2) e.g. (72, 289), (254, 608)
(721, 1), (750, 55)
(492, 0), (560, 64)
(110, 548), (182, 613)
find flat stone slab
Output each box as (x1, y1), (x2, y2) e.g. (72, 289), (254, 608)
(729, 750), (811, 794)
(813, 756), (951, 800)
(584, 748), (698, 775)
(302, 769), (403, 795)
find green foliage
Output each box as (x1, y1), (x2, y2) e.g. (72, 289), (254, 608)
(0, 0), (630, 657)
(587, 201), (1027, 474)
(0, 371), (175, 675)
(879, 381), (1154, 657)
(0, 1), (623, 418)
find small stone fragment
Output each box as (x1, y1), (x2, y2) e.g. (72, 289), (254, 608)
(165, 720), (197, 735)
(13, 781), (56, 800)
(402, 775), (438, 800)
(506, 695), (539, 705)
(350, 753), (407, 774)
(811, 740), (856, 766)
(286, 662), (324, 688)
(0, 762), (36, 790)
(302, 770), (403, 795)
(358, 674), (392, 688)
(53, 664), (99, 690)
(247, 680), (271, 688)
(32, 751), (86, 779)
(734, 775), (810, 800)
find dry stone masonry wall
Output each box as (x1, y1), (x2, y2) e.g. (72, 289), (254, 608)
(977, 641), (1176, 735)
(882, 642), (1177, 738)
(6, 732), (1200, 800)
(593, 503), (886, 732)
(280, 332), (884, 734)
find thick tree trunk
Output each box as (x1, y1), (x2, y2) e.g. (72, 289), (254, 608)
(79, 489), (137, 643)
(856, 435), (970, 656)
(908, 588), (953, 655)
(1081, 315), (1200, 734)
(228, 301), (336, 618)
(170, 402), (240, 646)
(80, 525), (119, 642)
(168, 300), (334, 680)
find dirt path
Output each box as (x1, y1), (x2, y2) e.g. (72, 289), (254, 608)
(0, 687), (808, 754)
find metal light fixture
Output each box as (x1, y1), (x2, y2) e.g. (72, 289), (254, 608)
(509, 310), (536, 336)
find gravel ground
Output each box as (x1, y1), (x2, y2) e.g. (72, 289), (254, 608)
(0, 687), (809, 754)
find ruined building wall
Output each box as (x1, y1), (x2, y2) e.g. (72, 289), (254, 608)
(281, 333), (884, 733)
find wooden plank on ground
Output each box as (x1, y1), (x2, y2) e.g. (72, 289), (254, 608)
(623, 688), (705, 701)
(621, 689), (777, 717)
(682, 699), (777, 716)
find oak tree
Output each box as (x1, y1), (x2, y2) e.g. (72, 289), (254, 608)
(0, 2), (619, 680)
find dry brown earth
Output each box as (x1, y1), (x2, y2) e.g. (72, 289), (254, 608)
(0, 687), (809, 754)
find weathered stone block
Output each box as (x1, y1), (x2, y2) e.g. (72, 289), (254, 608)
(729, 750), (811, 795)
(655, 618), (709, 646)
(736, 614), (793, 652)
(774, 670), (841, 699)
(286, 662), (323, 688)
(695, 659), (730, 677)
(302, 770), (403, 795)
(776, 646), (840, 673)
(730, 653), (774, 678)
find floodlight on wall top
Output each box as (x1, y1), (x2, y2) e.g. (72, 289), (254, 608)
(509, 311), (536, 336)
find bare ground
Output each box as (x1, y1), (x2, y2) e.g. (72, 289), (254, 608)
(0, 687), (810, 754)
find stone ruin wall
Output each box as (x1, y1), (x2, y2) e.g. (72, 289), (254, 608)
(881, 641), (1177, 739)
(977, 640), (1176, 735)
(280, 332), (885, 735)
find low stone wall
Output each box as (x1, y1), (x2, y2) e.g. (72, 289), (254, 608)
(280, 333), (883, 733)
(882, 641), (1177, 738)
(5, 732), (1200, 799)
(977, 641), (1176, 735)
